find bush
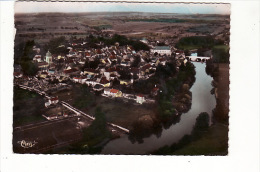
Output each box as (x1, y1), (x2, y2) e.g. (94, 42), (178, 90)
(193, 112), (210, 132)
(176, 36), (215, 49)
(82, 107), (111, 143)
(212, 47), (229, 63)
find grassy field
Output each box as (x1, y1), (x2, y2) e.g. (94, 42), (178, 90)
(172, 122), (228, 155)
(52, 85), (157, 129)
(13, 87), (46, 127)
(87, 96), (157, 129)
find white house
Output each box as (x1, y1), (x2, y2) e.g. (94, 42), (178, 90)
(33, 55), (42, 62)
(104, 88), (111, 95)
(45, 97), (59, 107)
(151, 46), (172, 56)
(136, 94), (145, 104)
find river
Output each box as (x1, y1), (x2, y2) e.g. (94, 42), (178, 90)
(101, 62), (216, 154)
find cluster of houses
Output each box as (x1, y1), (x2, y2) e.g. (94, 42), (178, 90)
(14, 36), (190, 105)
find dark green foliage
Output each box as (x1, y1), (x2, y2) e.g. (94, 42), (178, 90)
(158, 100), (176, 119)
(129, 39), (150, 51)
(73, 85), (95, 109)
(152, 112), (210, 155)
(155, 62), (177, 78)
(88, 34), (150, 51)
(64, 108), (111, 154)
(133, 75), (159, 94)
(176, 36), (215, 49)
(84, 107), (110, 141)
(184, 49), (191, 56)
(82, 57), (100, 70)
(193, 112), (210, 132)
(212, 47), (229, 63)
(13, 87), (45, 127)
(20, 60), (39, 76)
(153, 134), (191, 155)
(23, 40), (35, 59)
(13, 86), (38, 101)
(44, 36), (69, 54)
(19, 40), (39, 76)
(156, 62), (195, 120)
(205, 59), (219, 77)
(14, 41), (25, 63)
(118, 68), (131, 80)
(131, 55), (141, 67)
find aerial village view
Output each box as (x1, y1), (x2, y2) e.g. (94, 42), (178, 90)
(13, 2), (230, 155)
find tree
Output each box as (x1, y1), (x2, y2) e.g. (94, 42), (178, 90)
(193, 112), (210, 132)
(19, 40), (39, 76)
(118, 68), (131, 80)
(20, 60), (38, 76)
(73, 85), (95, 109)
(83, 107), (111, 141)
(184, 49), (190, 56)
(44, 36), (68, 54)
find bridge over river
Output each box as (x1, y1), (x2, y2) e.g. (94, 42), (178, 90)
(187, 56), (211, 62)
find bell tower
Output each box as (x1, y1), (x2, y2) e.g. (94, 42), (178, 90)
(46, 50), (52, 64)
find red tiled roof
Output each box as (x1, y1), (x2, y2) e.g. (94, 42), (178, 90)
(110, 89), (119, 93)
(85, 52), (91, 56)
(73, 77), (81, 79)
(37, 62), (48, 67)
(137, 94), (144, 97)
(109, 55), (116, 59)
(50, 97), (58, 101)
(100, 77), (109, 84)
(96, 49), (102, 54)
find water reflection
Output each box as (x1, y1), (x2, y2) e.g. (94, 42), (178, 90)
(101, 62), (216, 154)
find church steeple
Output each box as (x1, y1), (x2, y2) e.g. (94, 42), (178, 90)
(46, 50), (52, 64)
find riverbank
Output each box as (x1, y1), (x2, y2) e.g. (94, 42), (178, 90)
(172, 122), (228, 155)
(162, 61), (229, 155)
(128, 61), (196, 140)
(213, 63), (229, 122)
(101, 62), (216, 154)
(152, 121), (228, 155)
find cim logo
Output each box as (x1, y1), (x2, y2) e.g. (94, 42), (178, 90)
(17, 140), (37, 148)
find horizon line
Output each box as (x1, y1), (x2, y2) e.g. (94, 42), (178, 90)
(14, 11), (230, 15)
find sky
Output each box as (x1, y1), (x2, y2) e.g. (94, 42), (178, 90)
(14, 2), (230, 14)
